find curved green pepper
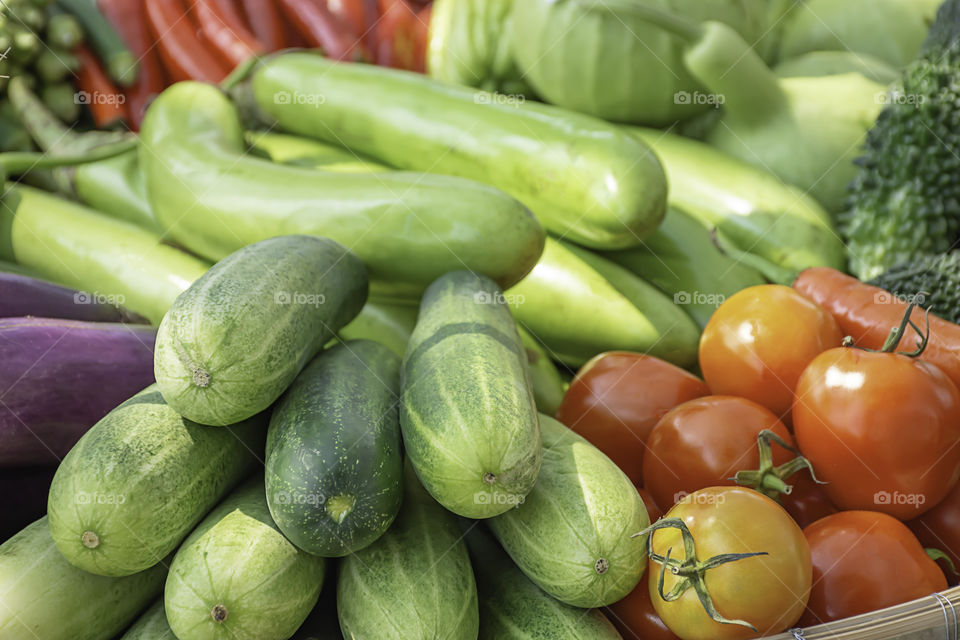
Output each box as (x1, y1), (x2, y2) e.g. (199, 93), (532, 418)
(140, 81), (544, 299)
(508, 237), (700, 369)
(601, 207), (766, 328)
(248, 52), (667, 249)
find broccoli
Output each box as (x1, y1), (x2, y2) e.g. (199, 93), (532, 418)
(841, 0), (960, 280)
(870, 252), (960, 324)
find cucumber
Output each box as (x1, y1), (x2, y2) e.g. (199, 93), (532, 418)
(0, 517), (166, 640)
(250, 53), (667, 250)
(47, 385), (266, 577)
(290, 581), (343, 640)
(266, 340), (403, 557)
(488, 415), (649, 608)
(165, 477), (326, 640)
(400, 270), (541, 518)
(154, 235), (367, 426)
(337, 464), (479, 639)
(120, 601), (176, 640)
(518, 325), (566, 415)
(465, 525), (623, 640)
(338, 298), (418, 358)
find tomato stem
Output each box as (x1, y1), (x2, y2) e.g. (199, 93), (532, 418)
(844, 296), (931, 357)
(733, 430), (825, 500)
(926, 547), (958, 577)
(634, 517), (768, 630)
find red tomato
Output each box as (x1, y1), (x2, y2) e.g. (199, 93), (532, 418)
(699, 285), (842, 421)
(606, 578), (679, 640)
(556, 352), (709, 485)
(794, 346), (960, 519)
(801, 511), (946, 625)
(909, 481), (960, 585)
(780, 473), (837, 529)
(642, 396), (793, 510)
(637, 487), (663, 523)
(649, 487), (811, 639)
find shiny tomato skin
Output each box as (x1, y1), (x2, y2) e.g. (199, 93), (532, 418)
(780, 473), (837, 530)
(699, 285), (842, 420)
(556, 351), (709, 485)
(801, 511), (947, 625)
(793, 347), (960, 519)
(642, 396), (793, 510)
(649, 487), (811, 640)
(909, 481), (960, 585)
(606, 578), (679, 640)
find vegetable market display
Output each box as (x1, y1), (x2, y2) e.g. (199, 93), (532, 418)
(3, 1), (960, 639)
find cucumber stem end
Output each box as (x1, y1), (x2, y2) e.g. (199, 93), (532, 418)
(81, 531), (99, 549)
(211, 605), (228, 623)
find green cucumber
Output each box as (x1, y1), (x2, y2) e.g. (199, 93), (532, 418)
(337, 464), (479, 639)
(120, 601), (176, 640)
(338, 298), (418, 358)
(246, 130), (387, 173)
(165, 477), (326, 640)
(518, 325), (566, 415)
(465, 525), (623, 640)
(601, 207), (766, 328)
(508, 237), (701, 368)
(400, 270), (541, 518)
(47, 385), (266, 577)
(266, 340), (403, 557)
(154, 235), (367, 426)
(488, 415), (649, 608)
(250, 53), (668, 249)
(0, 517), (167, 640)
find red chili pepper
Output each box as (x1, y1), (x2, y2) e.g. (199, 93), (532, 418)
(277, 0), (366, 61)
(97, 0), (165, 129)
(144, 0), (230, 83)
(74, 44), (129, 128)
(191, 0), (264, 69)
(374, 0), (419, 70)
(240, 0), (288, 51)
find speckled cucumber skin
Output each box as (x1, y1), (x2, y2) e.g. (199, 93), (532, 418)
(488, 415), (649, 608)
(0, 517), (167, 640)
(400, 270), (541, 518)
(337, 465), (478, 639)
(47, 385), (266, 577)
(266, 340), (403, 557)
(154, 235), (368, 426)
(120, 601), (176, 640)
(165, 477), (326, 640)
(465, 526), (623, 640)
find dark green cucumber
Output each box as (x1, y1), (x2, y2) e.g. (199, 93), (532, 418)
(0, 517), (167, 640)
(154, 235), (367, 426)
(250, 52), (668, 249)
(266, 340), (403, 557)
(400, 271), (541, 518)
(120, 601), (176, 640)
(47, 385), (266, 577)
(165, 477), (326, 640)
(465, 525), (623, 640)
(488, 415), (649, 608)
(601, 207), (766, 328)
(337, 464), (479, 639)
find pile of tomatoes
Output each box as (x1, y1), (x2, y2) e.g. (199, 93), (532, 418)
(556, 283), (960, 639)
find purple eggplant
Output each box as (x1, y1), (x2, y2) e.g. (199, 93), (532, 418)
(0, 466), (56, 540)
(0, 317), (156, 467)
(0, 272), (146, 322)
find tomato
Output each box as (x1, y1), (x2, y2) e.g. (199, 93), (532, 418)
(648, 487), (811, 640)
(793, 346), (960, 519)
(638, 487), (663, 523)
(556, 352), (709, 485)
(606, 578), (679, 640)
(642, 396), (793, 511)
(801, 511), (946, 625)
(909, 481), (960, 586)
(779, 473), (836, 529)
(699, 285), (842, 421)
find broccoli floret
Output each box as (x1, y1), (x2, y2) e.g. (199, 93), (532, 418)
(869, 252), (960, 324)
(841, 0), (960, 280)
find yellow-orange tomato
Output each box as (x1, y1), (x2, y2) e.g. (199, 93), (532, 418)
(699, 285), (842, 421)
